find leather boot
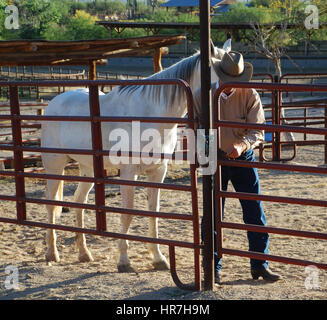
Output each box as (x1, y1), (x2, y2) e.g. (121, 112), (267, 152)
(251, 268), (282, 282)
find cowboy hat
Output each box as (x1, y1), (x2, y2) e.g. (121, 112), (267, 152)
(212, 51), (253, 83)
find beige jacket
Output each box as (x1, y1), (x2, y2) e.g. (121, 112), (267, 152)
(193, 83), (265, 153)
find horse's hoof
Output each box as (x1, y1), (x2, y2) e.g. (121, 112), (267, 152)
(117, 264), (135, 273)
(153, 260), (170, 270)
(45, 251), (60, 263)
(78, 251), (94, 262)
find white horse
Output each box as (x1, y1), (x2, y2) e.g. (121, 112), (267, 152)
(41, 40), (231, 272)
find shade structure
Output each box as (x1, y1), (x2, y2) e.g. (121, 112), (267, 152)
(0, 35), (185, 67)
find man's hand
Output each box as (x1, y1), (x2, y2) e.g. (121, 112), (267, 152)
(226, 142), (247, 159)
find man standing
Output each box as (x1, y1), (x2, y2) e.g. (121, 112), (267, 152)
(194, 51), (282, 284)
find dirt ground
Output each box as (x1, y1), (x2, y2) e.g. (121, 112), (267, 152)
(0, 138), (326, 300)
(0, 101), (326, 300)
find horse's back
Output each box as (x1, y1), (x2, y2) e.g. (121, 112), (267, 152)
(44, 89), (93, 116)
(42, 89), (97, 152)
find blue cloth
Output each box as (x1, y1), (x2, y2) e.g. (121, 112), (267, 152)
(202, 149), (269, 272)
(265, 121), (273, 141)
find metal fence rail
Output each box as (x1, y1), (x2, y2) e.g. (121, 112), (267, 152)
(213, 82), (327, 271)
(0, 79), (202, 291)
(2, 79), (327, 292)
(0, 73), (274, 171)
(247, 74), (327, 163)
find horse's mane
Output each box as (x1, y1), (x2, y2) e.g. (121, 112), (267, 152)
(115, 53), (200, 107)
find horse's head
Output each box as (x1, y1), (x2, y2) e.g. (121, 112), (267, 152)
(210, 39), (232, 83)
(188, 39), (232, 93)
(211, 38), (232, 60)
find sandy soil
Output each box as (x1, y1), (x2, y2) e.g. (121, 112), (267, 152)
(0, 141), (326, 300)
(0, 102), (327, 300)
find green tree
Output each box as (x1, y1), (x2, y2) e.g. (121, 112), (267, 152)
(147, 0), (158, 14)
(219, 0), (326, 143)
(70, 1), (87, 14)
(50, 0), (71, 26)
(104, 0), (126, 16)
(41, 22), (69, 41)
(18, 0), (63, 39)
(0, 0), (7, 40)
(213, 2), (326, 76)
(0, 0), (22, 39)
(64, 10), (109, 40)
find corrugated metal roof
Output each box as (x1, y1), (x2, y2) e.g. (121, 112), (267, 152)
(161, 0), (223, 7)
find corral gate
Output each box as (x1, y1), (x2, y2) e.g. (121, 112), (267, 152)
(0, 79), (202, 291)
(212, 82), (327, 275)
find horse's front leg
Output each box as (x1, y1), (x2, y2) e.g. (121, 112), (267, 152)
(73, 168), (94, 262)
(46, 211), (60, 262)
(117, 168), (137, 272)
(147, 165), (170, 270)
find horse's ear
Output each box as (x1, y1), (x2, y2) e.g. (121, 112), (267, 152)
(223, 38), (232, 53)
(210, 39), (217, 57)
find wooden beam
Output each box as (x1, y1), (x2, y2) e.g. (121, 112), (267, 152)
(89, 60), (96, 80)
(0, 45), (37, 53)
(0, 36), (185, 67)
(0, 54), (107, 63)
(0, 40), (31, 47)
(32, 44), (91, 53)
(27, 35), (184, 47)
(153, 47), (163, 73)
(0, 41), (180, 60)
(0, 59), (107, 66)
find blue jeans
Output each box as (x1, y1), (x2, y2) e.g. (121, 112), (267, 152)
(202, 149), (269, 272)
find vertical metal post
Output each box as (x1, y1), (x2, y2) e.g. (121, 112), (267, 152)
(10, 85), (26, 221)
(303, 108), (307, 141)
(214, 92), (224, 286)
(89, 85), (106, 232)
(325, 106), (327, 164)
(190, 163), (201, 290)
(186, 88), (202, 290)
(200, 0), (214, 290)
(273, 75), (281, 161)
(214, 152), (223, 279)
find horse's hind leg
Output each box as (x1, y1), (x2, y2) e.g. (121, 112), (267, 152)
(146, 165), (170, 270)
(42, 154), (68, 262)
(74, 164), (94, 262)
(45, 179), (62, 262)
